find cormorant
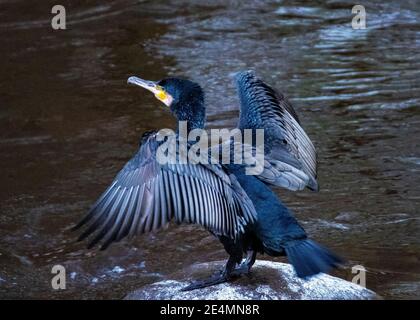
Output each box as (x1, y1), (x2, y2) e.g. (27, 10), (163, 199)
(74, 70), (342, 290)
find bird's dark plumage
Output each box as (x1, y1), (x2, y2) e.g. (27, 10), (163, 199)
(74, 71), (342, 289)
(228, 166), (341, 278)
(235, 71), (319, 191)
(159, 77), (206, 131)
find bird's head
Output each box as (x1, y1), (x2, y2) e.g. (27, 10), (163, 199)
(128, 76), (205, 130)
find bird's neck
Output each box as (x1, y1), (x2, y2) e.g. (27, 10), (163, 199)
(174, 101), (206, 133)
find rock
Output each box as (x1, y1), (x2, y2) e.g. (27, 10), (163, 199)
(125, 260), (379, 300)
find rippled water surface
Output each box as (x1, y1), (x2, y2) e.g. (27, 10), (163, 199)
(0, 0), (419, 299)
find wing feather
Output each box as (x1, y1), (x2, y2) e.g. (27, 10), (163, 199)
(75, 131), (257, 249)
(235, 70), (318, 191)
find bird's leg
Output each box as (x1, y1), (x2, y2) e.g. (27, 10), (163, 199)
(181, 254), (239, 291)
(232, 250), (257, 276)
(181, 236), (245, 291)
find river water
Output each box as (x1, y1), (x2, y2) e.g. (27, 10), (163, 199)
(0, 0), (419, 299)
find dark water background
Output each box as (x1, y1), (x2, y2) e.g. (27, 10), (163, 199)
(0, 0), (419, 299)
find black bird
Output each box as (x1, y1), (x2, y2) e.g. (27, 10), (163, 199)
(74, 70), (342, 290)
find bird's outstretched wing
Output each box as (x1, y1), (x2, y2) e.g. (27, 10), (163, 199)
(235, 70), (318, 191)
(74, 131), (256, 250)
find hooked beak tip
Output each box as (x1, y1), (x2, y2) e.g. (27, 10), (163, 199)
(127, 76), (140, 85)
(127, 76), (158, 92)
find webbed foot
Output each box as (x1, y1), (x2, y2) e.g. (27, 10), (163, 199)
(181, 271), (229, 291)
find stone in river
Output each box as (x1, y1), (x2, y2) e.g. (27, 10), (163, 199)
(125, 260), (379, 300)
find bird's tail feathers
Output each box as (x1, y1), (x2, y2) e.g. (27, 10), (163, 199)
(285, 239), (343, 278)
